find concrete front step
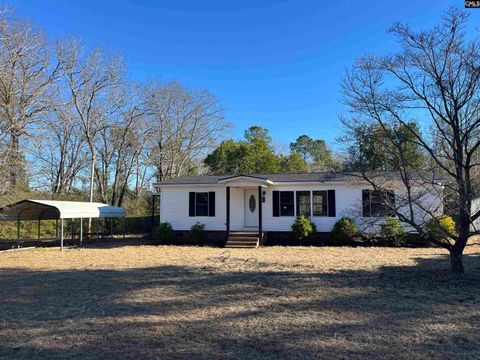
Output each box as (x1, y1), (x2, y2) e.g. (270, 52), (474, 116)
(229, 232), (263, 238)
(229, 231), (258, 238)
(226, 241), (258, 246)
(227, 236), (259, 242)
(225, 236), (259, 248)
(226, 244), (259, 248)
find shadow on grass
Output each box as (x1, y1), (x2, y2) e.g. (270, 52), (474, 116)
(1, 254), (480, 359)
(0, 236), (156, 251)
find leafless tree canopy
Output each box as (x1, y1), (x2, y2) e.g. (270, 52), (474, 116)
(145, 80), (229, 181)
(0, 9), (230, 209)
(341, 7), (480, 272)
(0, 10), (59, 199)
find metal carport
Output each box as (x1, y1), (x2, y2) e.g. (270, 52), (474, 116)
(0, 199), (126, 250)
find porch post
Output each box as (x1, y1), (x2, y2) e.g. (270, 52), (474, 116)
(258, 186), (262, 244)
(151, 194), (155, 232)
(226, 186), (230, 237)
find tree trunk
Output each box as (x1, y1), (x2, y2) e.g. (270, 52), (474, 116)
(9, 133), (20, 188)
(451, 198), (470, 274)
(450, 249), (464, 273)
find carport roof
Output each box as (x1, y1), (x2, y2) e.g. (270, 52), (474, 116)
(0, 199), (126, 221)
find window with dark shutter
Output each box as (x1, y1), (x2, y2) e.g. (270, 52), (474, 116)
(327, 190), (336, 217)
(195, 192), (209, 216)
(189, 192), (216, 217)
(280, 191), (295, 216)
(312, 191), (328, 216)
(362, 189), (395, 217)
(296, 191), (311, 216)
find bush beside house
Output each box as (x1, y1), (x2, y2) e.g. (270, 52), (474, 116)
(331, 217), (359, 245)
(425, 215), (456, 241)
(291, 215), (317, 242)
(152, 217), (445, 248)
(156, 222), (175, 242)
(380, 217), (406, 247)
(190, 222), (206, 242)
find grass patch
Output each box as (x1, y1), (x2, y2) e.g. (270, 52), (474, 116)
(1, 245), (480, 359)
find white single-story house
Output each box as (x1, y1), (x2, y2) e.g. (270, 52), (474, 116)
(154, 172), (445, 247)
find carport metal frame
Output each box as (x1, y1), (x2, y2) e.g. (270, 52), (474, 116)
(1, 200), (126, 250)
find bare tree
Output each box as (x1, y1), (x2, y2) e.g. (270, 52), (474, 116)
(34, 91), (88, 194)
(0, 11), (60, 190)
(341, 7), (480, 272)
(57, 38), (123, 202)
(145, 80), (230, 181)
(0, 6), (230, 216)
(95, 83), (147, 206)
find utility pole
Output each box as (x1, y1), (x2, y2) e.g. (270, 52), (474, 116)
(88, 152), (96, 233)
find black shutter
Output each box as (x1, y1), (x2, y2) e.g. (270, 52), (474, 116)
(208, 191), (215, 217)
(327, 190), (336, 217)
(362, 190), (370, 217)
(189, 192), (195, 217)
(273, 191), (280, 217)
(296, 191), (300, 216)
(387, 190), (395, 216)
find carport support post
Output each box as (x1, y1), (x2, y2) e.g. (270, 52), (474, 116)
(122, 217), (126, 240)
(110, 217), (113, 240)
(60, 218), (64, 251)
(37, 217), (41, 241)
(96, 218), (100, 246)
(17, 217), (20, 248)
(80, 218), (83, 246)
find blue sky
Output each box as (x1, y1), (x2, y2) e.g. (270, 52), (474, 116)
(11, 0), (460, 149)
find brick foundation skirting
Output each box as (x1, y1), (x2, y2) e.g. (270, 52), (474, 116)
(152, 230), (429, 248)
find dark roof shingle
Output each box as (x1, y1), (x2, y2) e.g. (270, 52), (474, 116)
(155, 171), (447, 185)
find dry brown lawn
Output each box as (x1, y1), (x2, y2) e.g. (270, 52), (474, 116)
(1, 244), (480, 359)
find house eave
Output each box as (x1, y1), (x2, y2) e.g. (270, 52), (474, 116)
(154, 183), (225, 188)
(217, 175), (273, 185)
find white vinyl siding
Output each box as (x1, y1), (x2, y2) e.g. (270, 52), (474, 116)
(262, 184), (358, 232)
(160, 186), (225, 230)
(159, 182), (443, 232)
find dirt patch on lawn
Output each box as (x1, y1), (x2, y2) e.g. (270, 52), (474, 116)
(1, 245), (480, 359)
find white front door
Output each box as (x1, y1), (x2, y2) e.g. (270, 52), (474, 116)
(244, 189), (258, 228)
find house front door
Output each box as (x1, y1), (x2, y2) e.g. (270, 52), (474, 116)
(244, 189), (258, 228)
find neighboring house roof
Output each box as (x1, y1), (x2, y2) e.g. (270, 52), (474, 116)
(155, 171), (448, 186)
(0, 199), (126, 221)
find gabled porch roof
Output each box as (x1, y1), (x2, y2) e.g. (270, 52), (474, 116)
(217, 175), (273, 187)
